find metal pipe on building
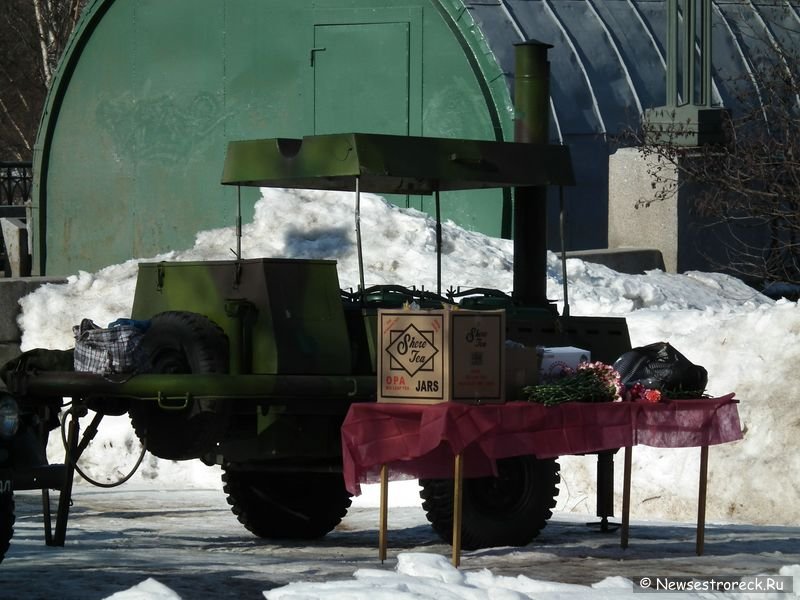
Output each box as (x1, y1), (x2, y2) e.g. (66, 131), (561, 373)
(702, 0), (712, 107)
(667, 0), (679, 106)
(512, 40), (551, 307)
(684, 0), (697, 105)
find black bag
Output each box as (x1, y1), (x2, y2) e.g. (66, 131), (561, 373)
(613, 342), (708, 393)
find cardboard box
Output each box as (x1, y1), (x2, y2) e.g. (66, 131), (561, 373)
(505, 345), (541, 400)
(539, 346), (591, 380)
(450, 310), (505, 403)
(377, 308), (505, 404)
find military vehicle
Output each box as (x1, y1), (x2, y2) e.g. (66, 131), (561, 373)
(0, 42), (631, 561)
(0, 349), (73, 562)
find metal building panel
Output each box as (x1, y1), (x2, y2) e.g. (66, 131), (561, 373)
(43, 0), (138, 272)
(129, 0), (227, 260)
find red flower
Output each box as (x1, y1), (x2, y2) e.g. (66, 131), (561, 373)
(643, 388), (662, 403)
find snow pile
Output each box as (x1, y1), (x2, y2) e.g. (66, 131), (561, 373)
(265, 552), (636, 599)
(16, 189), (799, 525)
(109, 554), (800, 600)
(262, 554), (800, 600)
(104, 578), (181, 600)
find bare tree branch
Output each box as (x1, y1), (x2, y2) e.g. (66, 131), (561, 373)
(625, 1), (800, 286)
(0, 96), (31, 160)
(32, 0), (55, 88)
(1, 0), (87, 159)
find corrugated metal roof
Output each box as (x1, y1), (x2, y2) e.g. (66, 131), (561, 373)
(469, 0), (800, 137)
(465, 0), (800, 250)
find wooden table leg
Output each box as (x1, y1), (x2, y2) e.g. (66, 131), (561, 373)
(379, 464), (389, 562)
(621, 445), (632, 549)
(452, 453), (463, 567)
(697, 445), (709, 556)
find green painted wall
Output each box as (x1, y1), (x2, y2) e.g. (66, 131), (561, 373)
(34, 0), (513, 275)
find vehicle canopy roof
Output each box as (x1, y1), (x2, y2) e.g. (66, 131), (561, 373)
(221, 133), (574, 194)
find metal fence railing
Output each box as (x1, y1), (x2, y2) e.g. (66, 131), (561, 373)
(1, 161), (32, 275)
(0, 161), (33, 208)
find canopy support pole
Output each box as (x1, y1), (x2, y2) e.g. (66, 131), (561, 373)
(355, 176), (365, 297)
(559, 185), (570, 317)
(436, 190), (442, 297)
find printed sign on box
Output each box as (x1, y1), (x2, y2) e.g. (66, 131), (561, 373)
(450, 311), (504, 403)
(377, 308), (505, 404)
(378, 310), (446, 402)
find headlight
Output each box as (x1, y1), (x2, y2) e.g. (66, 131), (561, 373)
(0, 394), (19, 438)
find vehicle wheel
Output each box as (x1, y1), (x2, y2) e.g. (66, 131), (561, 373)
(129, 311), (229, 460)
(419, 455), (559, 550)
(222, 468), (352, 539)
(0, 492), (14, 563)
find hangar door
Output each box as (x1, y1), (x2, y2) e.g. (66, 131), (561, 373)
(312, 10), (422, 207)
(314, 22), (411, 135)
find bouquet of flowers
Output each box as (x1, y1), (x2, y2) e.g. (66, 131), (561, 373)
(523, 361), (664, 406)
(523, 362), (622, 406)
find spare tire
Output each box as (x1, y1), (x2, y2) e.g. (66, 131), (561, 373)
(129, 311), (229, 460)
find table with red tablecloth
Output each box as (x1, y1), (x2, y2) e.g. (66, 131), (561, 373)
(340, 394), (742, 562)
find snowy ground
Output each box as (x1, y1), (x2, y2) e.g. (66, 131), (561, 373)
(3, 485), (798, 600)
(6, 188), (800, 597)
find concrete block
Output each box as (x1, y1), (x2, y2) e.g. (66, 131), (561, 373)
(608, 147), (770, 276)
(608, 148), (679, 273)
(0, 277), (67, 343)
(1, 217), (31, 278)
(565, 248), (666, 274)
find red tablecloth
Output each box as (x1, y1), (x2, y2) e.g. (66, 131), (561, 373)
(341, 394), (742, 494)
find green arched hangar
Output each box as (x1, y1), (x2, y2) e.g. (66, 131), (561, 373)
(33, 0), (798, 275)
